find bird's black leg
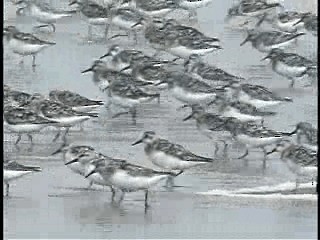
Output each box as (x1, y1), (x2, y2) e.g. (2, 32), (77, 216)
(62, 127), (70, 143)
(15, 135), (22, 145)
(144, 190), (149, 209)
(50, 24), (56, 32)
(32, 55), (36, 67)
(52, 130), (61, 142)
(6, 183), (9, 197)
(118, 191), (125, 204)
(27, 134), (33, 144)
(110, 187), (116, 202)
(238, 148), (249, 159)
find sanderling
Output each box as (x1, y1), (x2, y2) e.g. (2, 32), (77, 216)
(141, 18), (222, 59)
(130, 60), (177, 88)
(99, 44), (153, 73)
(4, 105), (58, 145)
(267, 140), (317, 188)
(229, 83), (293, 108)
(69, 0), (110, 40)
(262, 11), (311, 33)
(107, 6), (147, 41)
(222, 120), (294, 161)
(51, 144), (105, 188)
(85, 158), (178, 208)
(4, 161), (42, 196)
(104, 74), (160, 121)
(184, 54), (244, 87)
(240, 29), (305, 53)
(293, 13), (317, 36)
(81, 59), (155, 91)
(3, 26), (56, 67)
(212, 96), (276, 124)
(262, 48), (317, 87)
(238, 0), (282, 17)
(120, 0), (177, 17)
(176, 0), (213, 19)
(290, 122), (317, 150)
(49, 90), (104, 113)
(15, 0), (76, 32)
(132, 131), (215, 187)
(182, 104), (241, 156)
(4, 86), (32, 107)
(156, 71), (226, 105)
(25, 94), (99, 142)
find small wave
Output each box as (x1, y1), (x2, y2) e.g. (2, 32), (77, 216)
(198, 181), (317, 201)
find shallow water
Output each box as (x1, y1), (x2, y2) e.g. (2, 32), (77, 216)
(3, 0), (318, 239)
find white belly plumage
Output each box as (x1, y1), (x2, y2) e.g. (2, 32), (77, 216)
(110, 94), (142, 108)
(148, 150), (207, 170)
(109, 170), (168, 190)
(71, 105), (101, 113)
(238, 91), (281, 109)
(169, 46), (214, 59)
(5, 122), (47, 133)
(236, 134), (283, 147)
(172, 86), (215, 104)
(274, 61), (307, 78)
(111, 16), (140, 30)
(10, 39), (47, 55)
(3, 170), (33, 182)
(256, 38), (296, 52)
(179, 0), (213, 9)
(49, 115), (91, 126)
(222, 108), (262, 122)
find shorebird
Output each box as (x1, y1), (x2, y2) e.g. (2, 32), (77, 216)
(228, 83), (293, 109)
(262, 48), (317, 87)
(3, 26), (56, 67)
(106, 6), (147, 42)
(120, 0), (177, 17)
(212, 96), (276, 124)
(267, 140), (317, 188)
(69, 0), (111, 41)
(15, 0), (76, 32)
(49, 90), (104, 113)
(85, 156), (181, 208)
(132, 131), (215, 187)
(4, 86), (32, 107)
(258, 11), (311, 33)
(51, 144), (107, 188)
(156, 71), (226, 105)
(290, 122), (317, 151)
(4, 161), (42, 196)
(4, 105), (58, 145)
(240, 29), (305, 53)
(293, 13), (318, 36)
(184, 54), (244, 87)
(140, 18), (222, 59)
(24, 94), (99, 142)
(99, 44), (153, 73)
(221, 120), (294, 163)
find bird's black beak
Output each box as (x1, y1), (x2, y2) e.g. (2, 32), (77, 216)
(51, 148), (62, 156)
(99, 52), (110, 59)
(85, 169), (96, 178)
(240, 37), (249, 46)
(261, 55), (270, 61)
(155, 80), (166, 86)
(183, 113), (194, 121)
(81, 67), (93, 73)
(266, 148), (277, 155)
(288, 128), (297, 136)
(119, 65), (131, 73)
(65, 158), (79, 166)
(69, 1), (77, 6)
(293, 19), (304, 26)
(131, 20), (143, 28)
(132, 139), (143, 146)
